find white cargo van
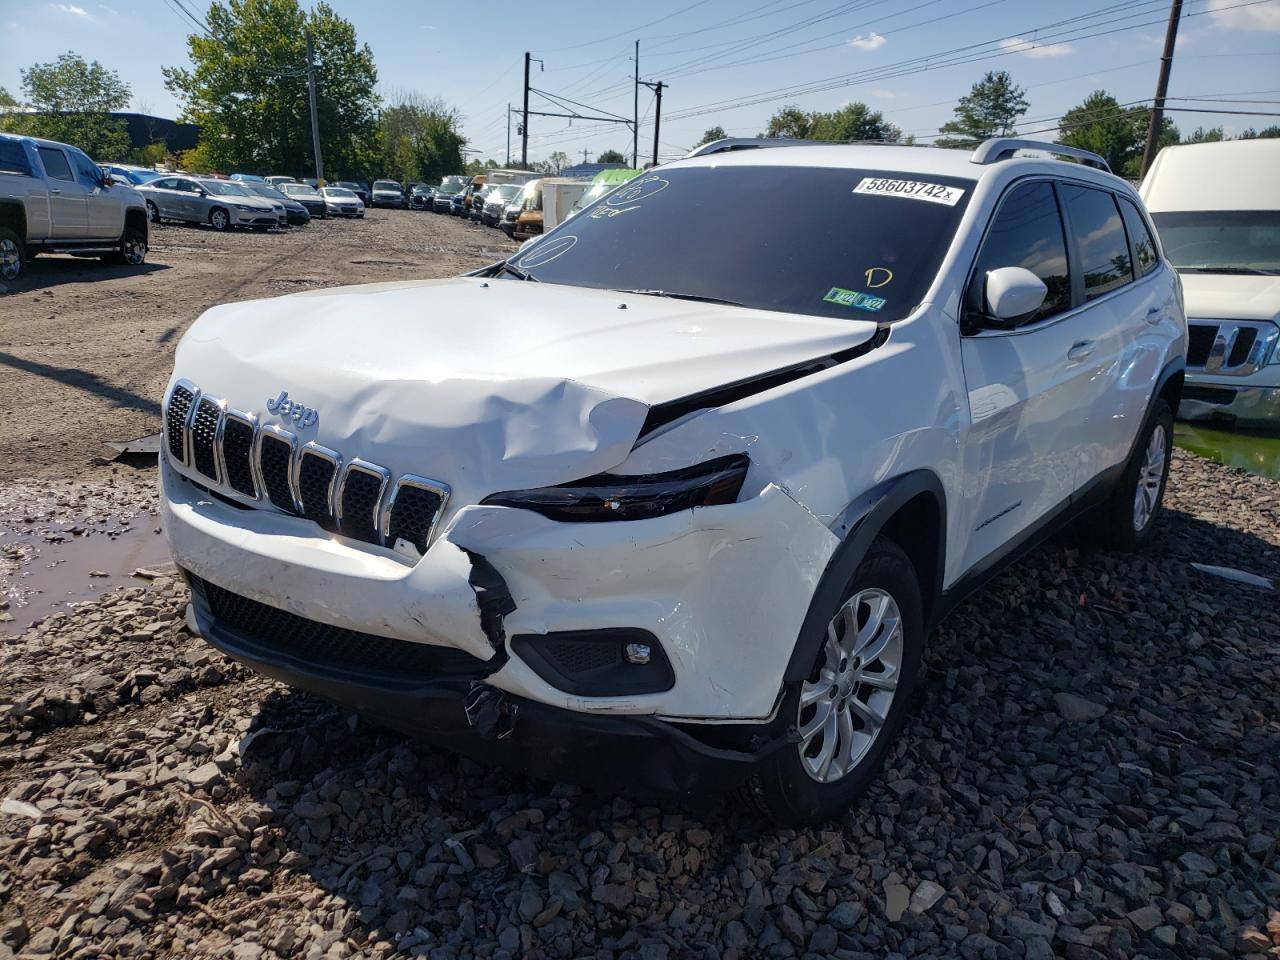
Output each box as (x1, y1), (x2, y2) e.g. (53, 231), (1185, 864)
(1141, 139), (1280, 429)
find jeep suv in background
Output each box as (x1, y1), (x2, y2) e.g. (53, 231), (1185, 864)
(160, 138), (1185, 824)
(1141, 138), (1280, 429)
(0, 133), (150, 283)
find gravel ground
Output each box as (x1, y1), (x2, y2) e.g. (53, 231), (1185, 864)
(0, 449), (1276, 960)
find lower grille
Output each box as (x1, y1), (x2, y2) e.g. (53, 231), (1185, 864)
(1182, 385), (1237, 405)
(166, 384), (195, 463)
(190, 575), (495, 683)
(191, 398), (221, 481)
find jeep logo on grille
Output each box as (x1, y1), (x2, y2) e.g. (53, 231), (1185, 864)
(266, 390), (318, 428)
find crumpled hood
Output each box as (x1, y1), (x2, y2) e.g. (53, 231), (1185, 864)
(1181, 272), (1280, 323)
(172, 277), (877, 505)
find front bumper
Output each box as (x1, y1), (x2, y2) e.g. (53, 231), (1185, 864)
(185, 574), (788, 797)
(1181, 370), (1280, 430)
(231, 210), (279, 228)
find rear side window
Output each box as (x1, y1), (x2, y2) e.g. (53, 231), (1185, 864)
(969, 181), (1070, 324)
(37, 147), (74, 182)
(0, 141), (32, 177)
(1060, 184), (1132, 299)
(1118, 197), (1159, 277)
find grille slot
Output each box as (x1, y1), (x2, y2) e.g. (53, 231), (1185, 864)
(338, 462), (387, 545)
(385, 478), (448, 556)
(191, 398), (222, 481)
(221, 415), (257, 498)
(1228, 327), (1258, 368)
(1187, 324), (1216, 367)
(298, 446), (340, 531)
(190, 575), (494, 683)
(165, 383), (196, 464)
(258, 432), (297, 512)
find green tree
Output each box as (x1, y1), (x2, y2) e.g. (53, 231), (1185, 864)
(936, 70), (1028, 147)
(163, 0), (380, 178)
(0, 86), (17, 108)
(1058, 91), (1143, 174)
(1239, 126), (1280, 139)
(378, 91), (465, 183)
(597, 149), (627, 163)
(0, 52), (131, 159)
(764, 102), (898, 141)
(548, 150), (568, 174)
(696, 125), (727, 146)
(1184, 126), (1224, 144)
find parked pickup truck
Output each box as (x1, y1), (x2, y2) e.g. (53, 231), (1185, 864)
(0, 132), (150, 284)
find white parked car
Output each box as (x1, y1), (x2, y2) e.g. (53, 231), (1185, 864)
(1141, 138), (1280, 429)
(160, 137), (1186, 823)
(320, 186), (364, 218)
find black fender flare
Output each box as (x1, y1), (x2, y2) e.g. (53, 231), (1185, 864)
(782, 468), (947, 684)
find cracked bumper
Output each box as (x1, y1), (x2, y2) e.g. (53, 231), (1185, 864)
(162, 463), (837, 721)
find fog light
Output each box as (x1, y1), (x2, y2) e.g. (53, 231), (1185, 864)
(624, 642), (652, 665)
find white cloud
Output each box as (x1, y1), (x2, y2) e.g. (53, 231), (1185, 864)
(50, 2), (92, 17)
(1207, 0), (1280, 30)
(997, 36), (1074, 58)
(849, 32), (886, 51)
(420, 24), (437, 30)
(871, 88), (897, 99)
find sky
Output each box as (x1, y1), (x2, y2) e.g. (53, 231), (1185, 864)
(1, 0), (1278, 166)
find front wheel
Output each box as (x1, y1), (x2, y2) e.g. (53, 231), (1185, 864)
(0, 227), (24, 283)
(1089, 399), (1173, 551)
(746, 539), (925, 826)
(105, 222), (147, 265)
(209, 208), (230, 231)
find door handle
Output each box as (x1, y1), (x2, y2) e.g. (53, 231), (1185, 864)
(50, 188), (61, 194)
(1067, 340), (1095, 362)
(1145, 306), (1163, 324)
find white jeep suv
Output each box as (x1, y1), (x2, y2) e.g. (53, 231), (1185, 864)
(160, 138), (1186, 824)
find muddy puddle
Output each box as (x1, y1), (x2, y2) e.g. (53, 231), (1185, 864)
(1, 516), (172, 633)
(1175, 423), (1280, 479)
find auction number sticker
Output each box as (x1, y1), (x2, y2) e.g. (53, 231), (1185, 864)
(853, 177), (965, 206)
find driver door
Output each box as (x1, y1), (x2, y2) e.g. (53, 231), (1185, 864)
(958, 179), (1105, 569)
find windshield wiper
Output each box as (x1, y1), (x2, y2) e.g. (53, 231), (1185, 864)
(1178, 266), (1277, 276)
(613, 288), (745, 307)
(497, 261), (538, 282)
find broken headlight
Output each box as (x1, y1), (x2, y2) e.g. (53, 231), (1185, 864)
(481, 453), (749, 522)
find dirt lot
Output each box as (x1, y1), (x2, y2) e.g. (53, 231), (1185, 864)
(0, 213), (1278, 960)
(0, 210), (512, 483)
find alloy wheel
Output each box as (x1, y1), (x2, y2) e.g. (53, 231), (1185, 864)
(123, 236), (147, 265)
(211, 210), (228, 230)
(1132, 423), (1167, 531)
(798, 587), (904, 783)
(0, 237), (19, 280)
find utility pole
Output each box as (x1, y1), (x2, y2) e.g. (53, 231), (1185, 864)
(1141, 0), (1182, 178)
(581, 148), (591, 163)
(640, 80), (665, 167)
(522, 52), (531, 168)
(305, 31), (324, 185)
(632, 40), (639, 168)
(506, 103), (511, 167)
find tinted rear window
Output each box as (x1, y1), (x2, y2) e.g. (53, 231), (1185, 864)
(1060, 184), (1132, 299)
(510, 166), (973, 322)
(37, 147), (73, 182)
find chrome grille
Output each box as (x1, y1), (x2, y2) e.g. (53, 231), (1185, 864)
(165, 382), (196, 465)
(163, 382), (450, 557)
(1188, 320), (1279, 377)
(191, 397), (222, 481)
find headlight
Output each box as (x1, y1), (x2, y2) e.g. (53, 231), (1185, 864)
(233, 203), (256, 211)
(481, 454), (749, 522)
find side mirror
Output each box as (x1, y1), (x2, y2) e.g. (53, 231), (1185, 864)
(102, 174), (115, 187)
(978, 266), (1048, 329)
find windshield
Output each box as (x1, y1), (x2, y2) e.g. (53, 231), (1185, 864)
(1150, 211), (1280, 275)
(282, 184), (319, 198)
(373, 180), (400, 190)
(440, 176), (468, 194)
(249, 185), (287, 200)
(572, 180), (627, 212)
(324, 187), (356, 198)
(508, 166), (973, 321)
(493, 184), (521, 201)
(202, 181), (251, 196)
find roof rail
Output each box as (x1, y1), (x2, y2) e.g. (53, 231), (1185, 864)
(970, 138), (1111, 172)
(685, 137), (824, 158)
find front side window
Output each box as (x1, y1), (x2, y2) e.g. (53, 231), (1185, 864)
(68, 149), (102, 188)
(37, 147), (74, 182)
(510, 166), (973, 322)
(969, 180), (1070, 325)
(1149, 210), (1280, 276)
(1119, 198), (1159, 277)
(1060, 184), (1132, 299)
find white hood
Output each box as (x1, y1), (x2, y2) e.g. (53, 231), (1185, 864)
(173, 277), (878, 503)
(1181, 272), (1280, 323)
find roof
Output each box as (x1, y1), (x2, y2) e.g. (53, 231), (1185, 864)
(1141, 139), (1280, 212)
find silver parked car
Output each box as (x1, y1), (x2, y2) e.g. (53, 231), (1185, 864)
(138, 176), (283, 231)
(320, 186), (364, 218)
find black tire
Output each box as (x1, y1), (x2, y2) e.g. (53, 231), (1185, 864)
(0, 226), (24, 283)
(746, 538), (926, 826)
(145, 200), (160, 223)
(1088, 399), (1174, 551)
(104, 221), (147, 266)
(209, 207), (230, 231)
